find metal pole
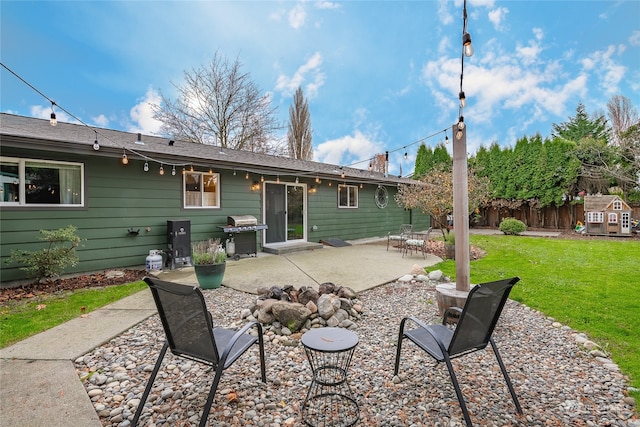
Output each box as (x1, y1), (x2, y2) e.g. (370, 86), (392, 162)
(452, 124), (470, 292)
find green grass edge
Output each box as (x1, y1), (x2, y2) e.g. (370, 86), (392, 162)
(0, 280), (147, 348)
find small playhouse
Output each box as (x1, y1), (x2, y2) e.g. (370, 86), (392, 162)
(583, 195), (632, 236)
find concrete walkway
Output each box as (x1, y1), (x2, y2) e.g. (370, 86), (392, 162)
(0, 239), (441, 427)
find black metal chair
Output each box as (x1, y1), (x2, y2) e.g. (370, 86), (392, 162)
(394, 277), (522, 427)
(132, 277), (266, 427)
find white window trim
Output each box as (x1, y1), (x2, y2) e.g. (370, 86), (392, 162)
(338, 184), (358, 209)
(587, 211), (604, 223)
(183, 171), (221, 209)
(612, 200), (622, 210)
(607, 213), (618, 224)
(0, 156), (85, 207)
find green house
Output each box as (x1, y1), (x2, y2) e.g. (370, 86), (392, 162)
(0, 113), (430, 283)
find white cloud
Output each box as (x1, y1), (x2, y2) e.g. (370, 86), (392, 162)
(580, 45), (626, 95)
(630, 30), (640, 46)
(275, 52), (325, 98)
(422, 32), (590, 141)
(516, 28), (544, 66)
(314, 130), (383, 166)
(487, 7), (508, 31)
(315, 1), (341, 10)
(288, 3), (306, 29)
(128, 87), (163, 134)
(438, 0), (454, 25)
(92, 114), (109, 127)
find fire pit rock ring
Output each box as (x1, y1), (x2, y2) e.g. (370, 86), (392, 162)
(240, 282), (364, 338)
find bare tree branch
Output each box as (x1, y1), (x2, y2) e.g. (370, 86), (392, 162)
(152, 52), (281, 153)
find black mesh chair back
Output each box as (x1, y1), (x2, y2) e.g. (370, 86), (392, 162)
(394, 277), (522, 427)
(447, 277), (518, 357)
(132, 277), (266, 427)
(150, 278), (219, 364)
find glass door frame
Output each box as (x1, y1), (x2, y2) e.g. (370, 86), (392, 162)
(262, 181), (307, 245)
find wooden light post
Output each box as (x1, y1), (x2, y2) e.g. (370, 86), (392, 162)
(452, 123), (470, 292)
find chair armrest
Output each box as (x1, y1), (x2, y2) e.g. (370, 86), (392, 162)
(442, 307), (463, 325)
(399, 316), (449, 355)
(218, 321), (263, 366)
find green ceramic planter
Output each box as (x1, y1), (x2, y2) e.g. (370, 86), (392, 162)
(194, 263), (226, 289)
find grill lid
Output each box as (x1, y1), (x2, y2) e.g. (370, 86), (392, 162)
(228, 215), (258, 226)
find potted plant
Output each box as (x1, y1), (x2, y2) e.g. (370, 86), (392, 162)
(444, 230), (455, 260)
(192, 238), (227, 289)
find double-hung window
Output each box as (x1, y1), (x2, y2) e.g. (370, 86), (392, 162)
(0, 157), (84, 206)
(183, 171), (220, 208)
(338, 184), (358, 208)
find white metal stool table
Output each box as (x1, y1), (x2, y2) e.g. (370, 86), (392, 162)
(300, 327), (360, 427)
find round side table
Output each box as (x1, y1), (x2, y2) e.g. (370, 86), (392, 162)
(300, 327), (359, 427)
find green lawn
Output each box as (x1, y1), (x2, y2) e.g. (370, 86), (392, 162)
(433, 234), (640, 398)
(0, 281), (147, 348)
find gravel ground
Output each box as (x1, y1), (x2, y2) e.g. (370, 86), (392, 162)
(76, 280), (638, 427)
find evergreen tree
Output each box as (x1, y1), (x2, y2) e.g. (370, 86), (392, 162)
(551, 102), (608, 142)
(413, 143), (430, 178)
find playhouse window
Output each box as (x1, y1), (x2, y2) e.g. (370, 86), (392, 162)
(587, 212), (604, 223)
(608, 213), (618, 224)
(612, 200), (622, 210)
(0, 157), (84, 206)
(183, 172), (220, 208)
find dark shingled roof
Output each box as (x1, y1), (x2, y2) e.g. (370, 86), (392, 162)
(0, 113), (417, 186)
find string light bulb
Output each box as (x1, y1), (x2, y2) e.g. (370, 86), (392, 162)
(403, 147), (408, 160)
(93, 131), (100, 151)
(457, 116), (465, 130)
(245, 171), (249, 180)
(144, 161), (149, 172)
(159, 164), (164, 175)
(50, 103), (57, 126)
(261, 175), (265, 182)
(463, 34), (474, 57)
(462, 32), (474, 57)
(456, 117), (465, 140)
(172, 165), (176, 176)
(121, 151), (129, 165)
(458, 91), (466, 108)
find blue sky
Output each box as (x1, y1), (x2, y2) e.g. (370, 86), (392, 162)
(1, 1), (639, 176)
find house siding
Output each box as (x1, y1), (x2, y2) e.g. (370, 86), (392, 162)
(1, 147), (428, 283)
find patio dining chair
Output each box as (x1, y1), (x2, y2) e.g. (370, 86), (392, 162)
(387, 223), (413, 251)
(131, 277), (266, 427)
(402, 228), (432, 258)
(394, 277), (522, 427)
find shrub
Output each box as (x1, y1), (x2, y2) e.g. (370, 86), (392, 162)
(499, 218), (527, 235)
(7, 225), (83, 283)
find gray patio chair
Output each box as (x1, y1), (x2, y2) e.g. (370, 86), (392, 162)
(394, 277), (522, 427)
(131, 277), (266, 427)
(387, 223), (413, 251)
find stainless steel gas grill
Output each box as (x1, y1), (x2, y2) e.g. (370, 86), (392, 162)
(220, 215), (268, 259)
